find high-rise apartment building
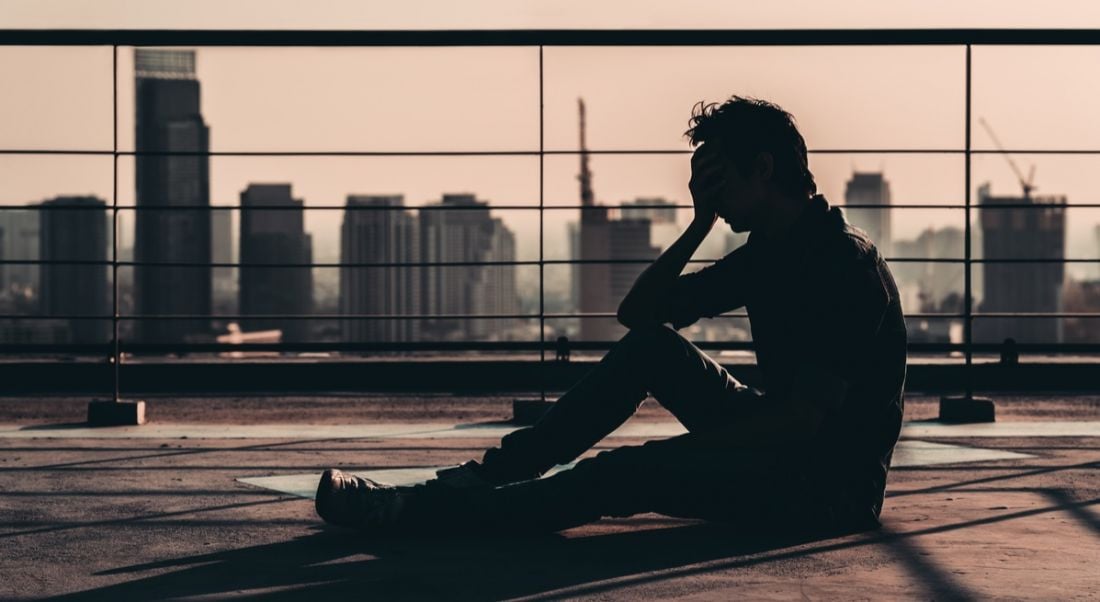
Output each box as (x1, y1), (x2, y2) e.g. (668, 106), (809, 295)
(133, 48), (212, 344)
(419, 194), (519, 341)
(844, 172), (893, 256)
(210, 208), (236, 313)
(0, 209), (39, 299)
(975, 183), (1066, 344)
(340, 195), (420, 343)
(38, 196), (110, 344)
(239, 184), (313, 342)
(574, 101), (660, 341)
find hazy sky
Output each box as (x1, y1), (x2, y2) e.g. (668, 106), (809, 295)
(4, 4), (1100, 273)
(5, 0), (1100, 30)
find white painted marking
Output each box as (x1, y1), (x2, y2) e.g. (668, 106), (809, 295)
(902, 421), (1100, 438)
(237, 440), (1034, 500)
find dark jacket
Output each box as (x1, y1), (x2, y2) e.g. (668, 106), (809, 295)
(662, 194), (908, 519)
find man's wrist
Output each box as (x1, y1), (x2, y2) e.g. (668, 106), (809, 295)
(688, 215), (716, 232)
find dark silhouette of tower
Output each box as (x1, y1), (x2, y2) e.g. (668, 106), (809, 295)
(239, 184), (313, 342)
(133, 49), (212, 345)
(38, 196), (110, 344)
(844, 171), (893, 256)
(575, 99), (658, 341)
(975, 183), (1066, 344)
(340, 195), (420, 343)
(0, 208), (39, 298)
(419, 194), (519, 341)
(577, 98), (611, 340)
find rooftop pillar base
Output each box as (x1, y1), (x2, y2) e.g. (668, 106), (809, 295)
(938, 395), (995, 423)
(512, 398), (553, 425)
(87, 399), (146, 426)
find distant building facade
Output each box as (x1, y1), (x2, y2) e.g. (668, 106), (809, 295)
(419, 194), (519, 341)
(340, 195), (420, 343)
(844, 172), (893, 256)
(133, 48), (212, 344)
(975, 183), (1066, 344)
(239, 184), (313, 342)
(892, 227), (964, 312)
(0, 208), (39, 302)
(38, 196), (110, 344)
(574, 101), (661, 341)
(210, 208), (236, 314)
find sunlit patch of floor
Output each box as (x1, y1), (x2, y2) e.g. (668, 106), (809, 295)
(238, 439), (1034, 500)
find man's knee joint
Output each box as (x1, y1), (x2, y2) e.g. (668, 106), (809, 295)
(622, 323), (678, 351)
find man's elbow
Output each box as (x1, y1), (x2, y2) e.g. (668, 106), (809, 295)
(616, 302), (657, 330)
(616, 305), (640, 329)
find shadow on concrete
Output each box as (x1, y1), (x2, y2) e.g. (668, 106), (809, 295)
(38, 492), (1100, 600)
(53, 524), (862, 601)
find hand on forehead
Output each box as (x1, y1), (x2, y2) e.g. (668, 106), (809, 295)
(692, 142), (724, 169)
(692, 143), (727, 177)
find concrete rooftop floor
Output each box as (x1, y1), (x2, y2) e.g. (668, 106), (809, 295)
(1, 394), (1098, 600)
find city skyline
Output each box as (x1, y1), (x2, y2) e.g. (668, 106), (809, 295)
(5, 44), (1100, 346)
(8, 44), (1100, 266)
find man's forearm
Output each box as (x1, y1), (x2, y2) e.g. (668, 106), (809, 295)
(617, 217), (715, 328)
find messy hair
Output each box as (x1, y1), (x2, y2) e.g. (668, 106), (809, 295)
(684, 96), (817, 200)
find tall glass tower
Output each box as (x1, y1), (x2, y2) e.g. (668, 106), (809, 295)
(133, 49), (212, 346)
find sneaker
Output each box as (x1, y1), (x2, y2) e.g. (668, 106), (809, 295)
(315, 468), (406, 531)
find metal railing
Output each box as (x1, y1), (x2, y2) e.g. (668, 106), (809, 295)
(3, 29), (1100, 398)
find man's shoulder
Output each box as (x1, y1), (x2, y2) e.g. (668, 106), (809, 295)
(814, 208), (880, 265)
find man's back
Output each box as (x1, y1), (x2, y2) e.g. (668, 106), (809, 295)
(665, 194), (907, 520)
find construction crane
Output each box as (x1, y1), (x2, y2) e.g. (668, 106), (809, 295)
(978, 117), (1037, 198)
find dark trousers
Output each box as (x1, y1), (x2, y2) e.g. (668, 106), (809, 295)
(400, 325), (832, 534)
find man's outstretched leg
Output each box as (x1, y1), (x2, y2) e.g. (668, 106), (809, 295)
(316, 324), (765, 531)
(459, 323), (762, 486)
(316, 430), (843, 536)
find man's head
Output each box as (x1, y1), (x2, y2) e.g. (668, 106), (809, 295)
(684, 97), (816, 232)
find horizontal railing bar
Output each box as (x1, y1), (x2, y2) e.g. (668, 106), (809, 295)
(6, 312), (1100, 321)
(3, 341), (1100, 355)
(8, 257), (1100, 267)
(9, 147), (1100, 156)
(0, 148), (973, 156)
(0, 259), (720, 267)
(6, 28), (1100, 47)
(0, 204), (549, 211)
(0, 204), (976, 211)
(9, 203), (1100, 211)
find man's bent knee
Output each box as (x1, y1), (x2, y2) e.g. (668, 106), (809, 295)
(619, 323), (682, 353)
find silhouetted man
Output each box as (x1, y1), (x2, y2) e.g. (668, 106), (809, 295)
(316, 97), (907, 535)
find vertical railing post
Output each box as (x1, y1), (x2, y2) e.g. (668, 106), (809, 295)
(538, 44), (546, 394)
(964, 42), (973, 393)
(88, 43), (145, 425)
(939, 41), (996, 422)
(513, 44), (555, 424)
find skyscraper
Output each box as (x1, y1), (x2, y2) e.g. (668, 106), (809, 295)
(210, 208), (235, 313)
(975, 183), (1066, 344)
(574, 100), (660, 341)
(0, 208), (39, 300)
(239, 184), (313, 342)
(419, 194), (519, 341)
(844, 171), (893, 256)
(134, 48), (211, 345)
(38, 196), (110, 344)
(340, 195), (420, 343)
